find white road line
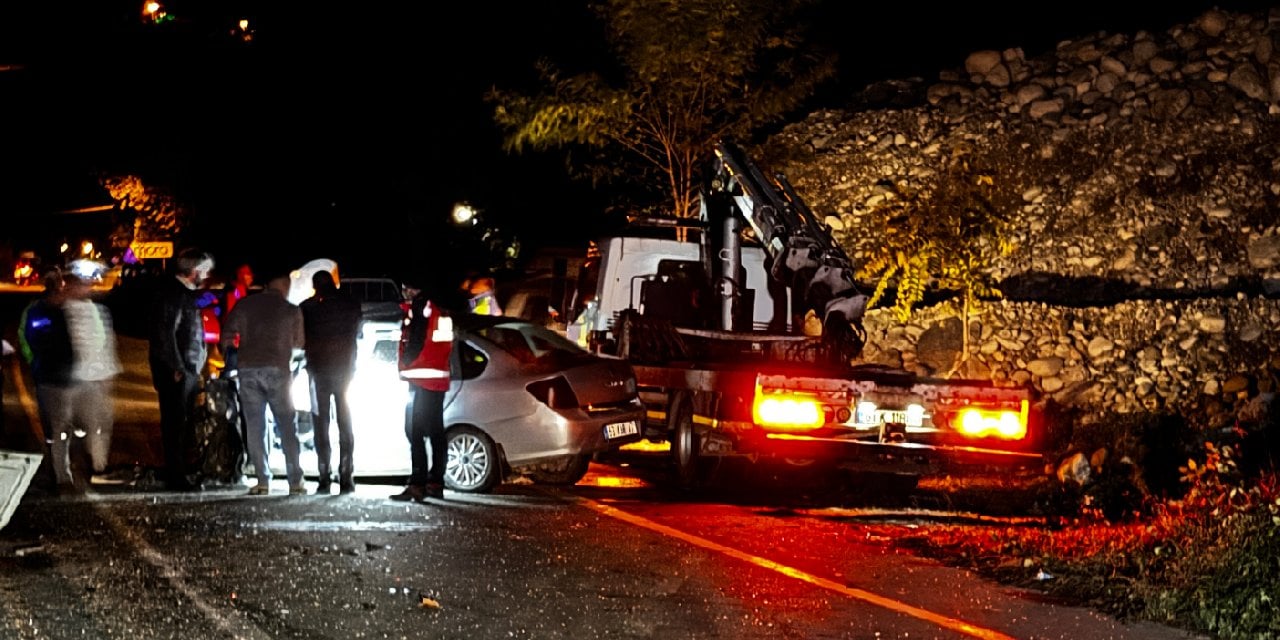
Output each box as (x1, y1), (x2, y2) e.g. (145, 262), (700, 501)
(90, 501), (276, 640)
(14, 360), (273, 640)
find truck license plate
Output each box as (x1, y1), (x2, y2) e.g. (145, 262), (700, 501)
(604, 420), (639, 440)
(877, 410), (907, 425)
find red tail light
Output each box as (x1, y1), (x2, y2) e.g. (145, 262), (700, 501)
(951, 400), (1028, 440)
(752, 385), (825, 431)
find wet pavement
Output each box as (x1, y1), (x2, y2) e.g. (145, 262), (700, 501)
(1, 295), (1210, 639)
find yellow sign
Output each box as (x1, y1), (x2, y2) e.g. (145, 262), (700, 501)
(131, 241), (174, 260)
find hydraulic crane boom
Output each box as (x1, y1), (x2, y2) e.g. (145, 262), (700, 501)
(702, 140), (868, 360)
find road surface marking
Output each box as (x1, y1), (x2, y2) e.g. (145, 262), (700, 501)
(89, 502), (276, 640)
(573, 494), (1017, 640)
(13, 361), (273, 640)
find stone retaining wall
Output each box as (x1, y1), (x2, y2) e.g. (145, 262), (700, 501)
(860, 296), (1280, 430)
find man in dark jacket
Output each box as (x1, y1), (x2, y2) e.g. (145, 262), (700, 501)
(22, 268), (71, 492)
(148, 248), (215, 491)
(300, 270), (362, 494)
(19, 267), (66, 451)
(221, 275), (305, 496)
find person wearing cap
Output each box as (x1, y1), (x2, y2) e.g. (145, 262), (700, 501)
(392, 280), (456, 502)
(51, 261), (122, 492)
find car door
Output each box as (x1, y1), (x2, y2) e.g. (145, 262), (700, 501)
(444, 331), (566, 463)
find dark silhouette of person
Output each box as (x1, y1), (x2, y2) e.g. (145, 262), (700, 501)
(147, 248), (215, 491)
(300, 270), (363, 494)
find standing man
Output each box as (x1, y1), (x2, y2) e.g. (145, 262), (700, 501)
(463, 275), (503, 316)
(392, 283), (455, 502)
(149, 248), (214, 491)
(223, 263), (255, 316)
(219, 263), (255, 372)
(19, 267), (66, 455)
(299, 270), (362, 494)
(222, 275), (305, 496)
(56, 260), (122, 490)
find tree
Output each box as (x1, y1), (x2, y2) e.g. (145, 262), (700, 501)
(100, 175), (189, 253)
(488, 0), (837, 225)
(858, 143), (1015, 375)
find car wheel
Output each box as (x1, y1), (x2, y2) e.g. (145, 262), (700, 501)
(526, 454), (591, 486)
(445, 426), (501, 493)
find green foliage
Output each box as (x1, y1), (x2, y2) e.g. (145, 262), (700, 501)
(1143, 445), (1280, 639)
(101, 174), (188, 246)
(488, 0), (837, 218)
(858, 144), (1014, 323)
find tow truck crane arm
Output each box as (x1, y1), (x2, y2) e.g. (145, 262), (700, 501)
(703, 140), (868, 360)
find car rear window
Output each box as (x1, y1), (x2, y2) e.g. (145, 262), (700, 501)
(476, 323), (592, 366)
(344, 280), (402, 303)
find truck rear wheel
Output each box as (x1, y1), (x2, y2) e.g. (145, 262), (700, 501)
(670, 399), (709, 489)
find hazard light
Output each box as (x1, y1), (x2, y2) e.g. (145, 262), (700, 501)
(753, 388), (825, 430)
(952, 400), (1028, 440)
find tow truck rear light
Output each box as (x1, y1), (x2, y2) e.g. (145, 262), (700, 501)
(753, 387), (824, 430)
(952, 400), (1028, 440)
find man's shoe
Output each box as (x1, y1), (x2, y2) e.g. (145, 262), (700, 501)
(315, 480), (332, 495)
(289, 484), (307, 496)
(247, 484), (269, 496)
(390, 485), (427, 503)
(339, 482), (356, 495)
(423, 483), (445, 500)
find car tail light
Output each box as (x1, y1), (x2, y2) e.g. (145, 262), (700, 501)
(527, 376), (581, 409)
(753, 386), (825, 431)
(951, 400), (1028, 440)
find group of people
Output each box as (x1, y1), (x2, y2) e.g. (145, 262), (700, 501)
(15, 246), (471, 502)
(148, 250), (363, 496)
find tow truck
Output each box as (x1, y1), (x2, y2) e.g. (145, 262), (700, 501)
(571, 141), (1046, 490)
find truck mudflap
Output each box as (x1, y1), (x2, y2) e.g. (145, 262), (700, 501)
(1, 450), (43, 531)
(760, 433), (1045, 475)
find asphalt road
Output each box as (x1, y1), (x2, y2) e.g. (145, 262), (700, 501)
(0, 290), (1208, 640)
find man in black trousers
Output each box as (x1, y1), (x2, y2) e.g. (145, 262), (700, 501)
(147, 248), (214, 491)
(299, 270), (362, 494)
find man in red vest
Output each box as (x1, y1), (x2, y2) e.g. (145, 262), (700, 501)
(391, 285), (455, 502)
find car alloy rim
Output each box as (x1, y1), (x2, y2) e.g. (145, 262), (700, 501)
(446, 432), (490, 490)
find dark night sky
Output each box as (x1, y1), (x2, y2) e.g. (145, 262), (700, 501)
(1, 0), (1274, 282)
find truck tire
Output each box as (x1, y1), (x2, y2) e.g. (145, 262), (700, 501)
(527, 454), (591, 486)
(670, 398), (709, 489)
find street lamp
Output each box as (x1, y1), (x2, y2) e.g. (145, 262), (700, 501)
(451, 202), (478, 226)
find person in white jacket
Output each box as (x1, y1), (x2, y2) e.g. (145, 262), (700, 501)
(54, 261), (122, 492)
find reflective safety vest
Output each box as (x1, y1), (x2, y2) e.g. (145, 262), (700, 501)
(469, 290), (502, 316)
(399, 297), (454, 392)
